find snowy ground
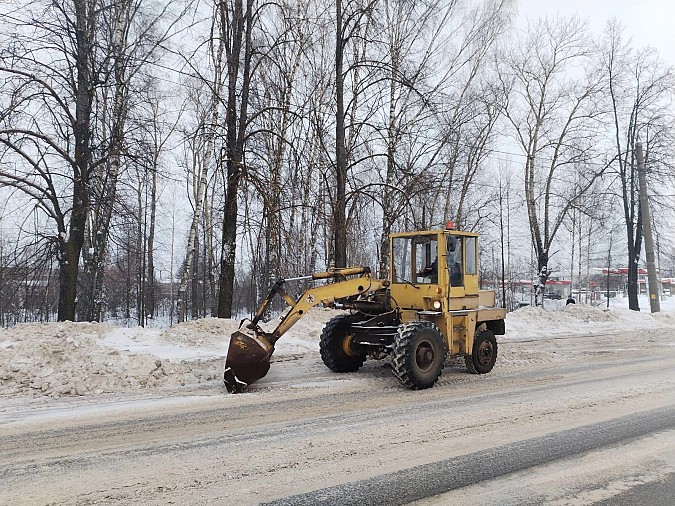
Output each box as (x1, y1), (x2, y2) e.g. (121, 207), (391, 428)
(1, 296), (673, 399)
(2, 295), (674, 505)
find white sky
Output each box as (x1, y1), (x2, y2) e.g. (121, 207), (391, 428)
(517, 0), (675, 66)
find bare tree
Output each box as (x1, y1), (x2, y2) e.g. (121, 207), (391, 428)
(601, 21), (674, 310)
(140, 84), (182, 321)
(374, 0), (451, 276)
(215, 0), (256, 318)
(0, 0), (101, 321)
(353, 0), (514, 276)
(176, 10), (226, 322)
(243, 0), (315, 303)
(332, 0), (380, 267)
(0, 0), (185, 321)
(499, 16), (609, 306)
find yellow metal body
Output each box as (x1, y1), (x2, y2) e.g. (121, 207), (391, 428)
(225, 230), (505, 392)
(389, 229), (505, 358)
(268, 273), (388, 343)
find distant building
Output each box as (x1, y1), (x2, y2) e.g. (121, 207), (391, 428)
(590, 267), (651, 296)
(661, 278), (675, 295)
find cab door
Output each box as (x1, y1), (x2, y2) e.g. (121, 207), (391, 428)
(446, 233), (465, 299)
(463, 235), (479, 296)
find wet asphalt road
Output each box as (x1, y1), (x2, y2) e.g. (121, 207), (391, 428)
(2, 328), (674, 504)
(596, 473), (675, 505)
(266, 406), (675, 506)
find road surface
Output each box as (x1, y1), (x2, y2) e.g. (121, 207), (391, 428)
(1, 328), (674, 505)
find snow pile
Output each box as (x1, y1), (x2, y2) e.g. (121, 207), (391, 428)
(0, 321), (227, 399)
(0, 308), (336, 399)
(1, 302), (673, 399)
(0, 322), (190, 398)
(266, 306), (343, 355)
(150, 308), (338, 357)
(504, 302), (673, 340)
(157, 318), (241, 349)
(561, 304), (621, 322)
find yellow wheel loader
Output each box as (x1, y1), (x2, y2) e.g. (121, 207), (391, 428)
(224, 226), (506, 392)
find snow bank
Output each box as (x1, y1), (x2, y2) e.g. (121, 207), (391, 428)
(0, 308), (336, 399)
(504, 302), (675, 341)
(0, 321), (224, 398)
(1, 302), (673, 399)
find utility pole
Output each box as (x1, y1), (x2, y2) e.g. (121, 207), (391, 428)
(636, 141), (660, 313)
(606, 228), (612, 309)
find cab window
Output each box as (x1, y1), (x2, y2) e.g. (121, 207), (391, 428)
(465, 236), (477, 275)
(447, 235), (463, 286)
(414, 236), (438, 284)
(392, 237), (411, 282)
(391, 235), (438, 284)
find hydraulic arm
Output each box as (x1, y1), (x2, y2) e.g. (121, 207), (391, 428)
(224, 267), (387, 392)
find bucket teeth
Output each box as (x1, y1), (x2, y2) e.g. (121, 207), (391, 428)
(223, 367), (249, 393)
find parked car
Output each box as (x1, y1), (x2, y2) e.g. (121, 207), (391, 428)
(544, 292), (562, 300)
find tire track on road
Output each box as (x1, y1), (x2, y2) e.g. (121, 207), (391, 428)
(265, 406), (675, 506)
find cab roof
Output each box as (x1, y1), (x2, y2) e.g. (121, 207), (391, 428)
(389, 229), (479, 239)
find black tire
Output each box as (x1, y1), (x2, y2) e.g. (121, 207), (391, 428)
(391, 321), (446, 390)
(320, 315), (366, 372)
(465, 328), (497, 374)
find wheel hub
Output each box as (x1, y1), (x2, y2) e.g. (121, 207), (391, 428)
(477, 340), (494, 366)
(415, 341), (435, 372)
(341, 333), (359, 357)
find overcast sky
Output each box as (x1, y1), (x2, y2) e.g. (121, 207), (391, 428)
(517, 0), (675, 65)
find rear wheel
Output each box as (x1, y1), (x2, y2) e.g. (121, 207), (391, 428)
(392, 321), (446, 390)
(465, 328), (497, 374)
(320, 315), (366, 372)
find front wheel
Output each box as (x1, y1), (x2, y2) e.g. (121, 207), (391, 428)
(320, 315), (366, 372)
(465, 328), (498, 374)
(392, 321), (446, 390)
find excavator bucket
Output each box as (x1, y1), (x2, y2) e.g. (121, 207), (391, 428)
(223, 330), (274, 393)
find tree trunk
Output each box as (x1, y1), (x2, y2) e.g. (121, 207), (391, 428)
(570, 209), (576, 299)
(534, 251), (550, 308)
(498, 179), (507, 309)
(58, 0), (95, 322)
(626, 217), (642, 311)
(137, 182), (146, 327)
(379, 39), (399, 279)
(216, 0), (254, 318)
(204, 185), (217, 316)
(334, 0), (347, 268)
(191, 235), (200, 318)
(57, 239), (82, 321)
(125, 230), (132, 320)
(218, 166), (239, 318)
(147, 157), (157, 319)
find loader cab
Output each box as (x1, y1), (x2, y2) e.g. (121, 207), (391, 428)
(390, 228), (480, 311)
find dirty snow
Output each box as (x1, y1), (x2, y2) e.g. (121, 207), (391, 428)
(0, 298), (673, 399)
(0, 307), (339, 399)
(506, 300), (675, 340)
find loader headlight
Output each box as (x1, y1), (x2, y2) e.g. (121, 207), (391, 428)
(433, 300), (442, 309)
